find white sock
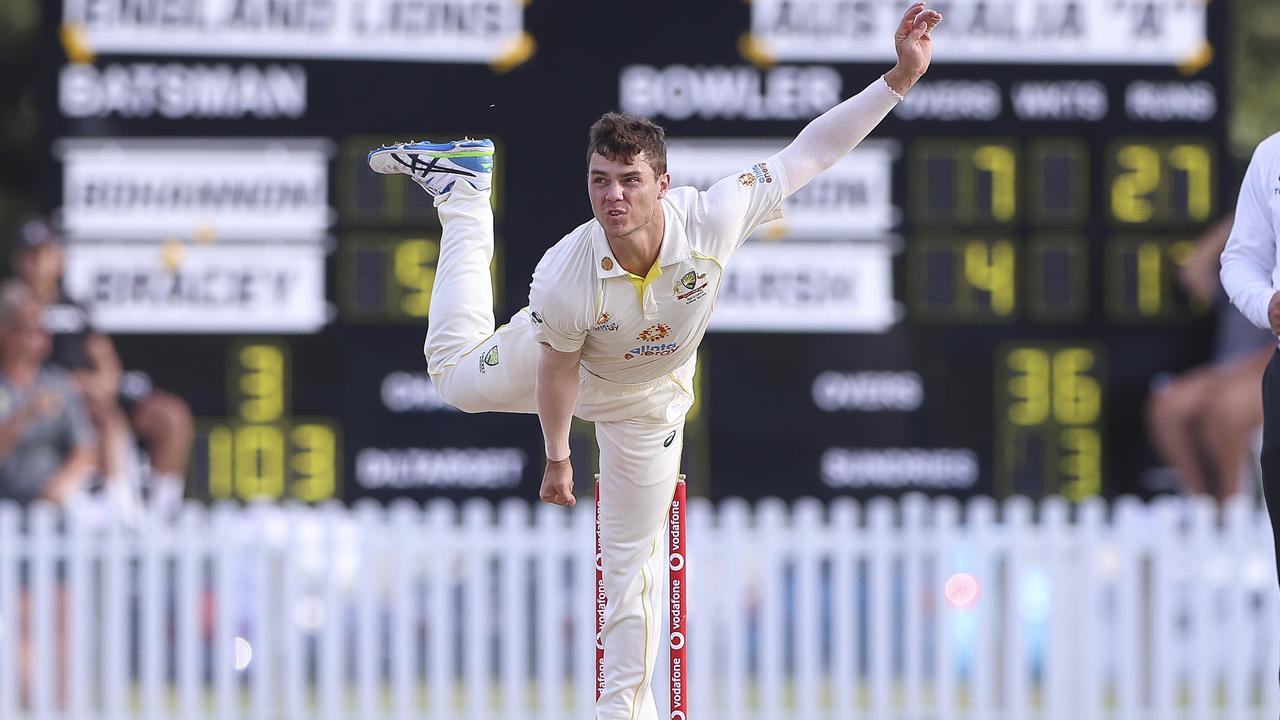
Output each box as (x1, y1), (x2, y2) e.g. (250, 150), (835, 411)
(149, 473), (185, 517)
(106, 475), (142, 528)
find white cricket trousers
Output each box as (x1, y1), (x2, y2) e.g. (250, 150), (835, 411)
(426, 182), (693, 720)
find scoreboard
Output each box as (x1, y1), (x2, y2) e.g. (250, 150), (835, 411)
(37, 0), (1230, 502)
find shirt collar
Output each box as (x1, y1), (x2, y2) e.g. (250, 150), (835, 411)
(591, 197), (691, 279)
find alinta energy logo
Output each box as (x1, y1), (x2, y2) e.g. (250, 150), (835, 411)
(593, 311), (619, 332)
(624, 341), (679, 361)
(673, 271), (709, 305)
(636, 323), (671, 342)
(478, 345), (499, 373)
(750, 161), (775, 185)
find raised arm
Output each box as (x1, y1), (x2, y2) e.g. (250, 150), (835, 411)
(774, 2), (941, 196)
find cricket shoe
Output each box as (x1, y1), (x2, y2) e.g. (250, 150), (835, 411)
(367, 138), (494, 196)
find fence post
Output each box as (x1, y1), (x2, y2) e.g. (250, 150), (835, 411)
(388, 500), (420, 720)
(64, 505), (92, 720)
(101, 504), (128, 720)
(721, 498), (750, 720)
(279, 505), (308, 720)
(1149, 497), (1179, 720)
(1222, 495), (1251, 718)
(532, 501), (561, 719)
(794, 497), (823, 720)
(1002, 496), (1033, 719)
(423, 498), (454, 720)
(175, 505), (205, 720)
(1112, 496), (1144, 719)
(461, 499), (493, 717)
(0, 502), (15, 720)
(1187, 495), (1216, 719)
(829, 496), (859, 720)
(211, 503), (239, 720)
(966, 495), (997, 720)
(1075, 497), (1107, 717)
(757, 497), (787, 719)
(28, 503), (57, 718)
(932, 496), (960, 720)
(138, 508), (167, 720)
(901, 493), (928, 720)
(355, 500), (385, 720)
(1041, 495), (1070, 720)
(867, 497), (894, 719)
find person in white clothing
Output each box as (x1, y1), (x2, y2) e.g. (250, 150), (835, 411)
(1221, 131), (1280, 650)
(368, 4), (942, 716)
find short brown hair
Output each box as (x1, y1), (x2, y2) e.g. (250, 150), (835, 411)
(587, 112), (667, 178)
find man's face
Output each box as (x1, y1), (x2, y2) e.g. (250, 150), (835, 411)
(2, 304), (50, 363)
(15, 243), (64, 290)
(588, 152), (670, 241)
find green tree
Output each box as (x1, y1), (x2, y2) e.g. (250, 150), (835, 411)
(1232, 0), (1280, 158)
(0, 0), (40, 265)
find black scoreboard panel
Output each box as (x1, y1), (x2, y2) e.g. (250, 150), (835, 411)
(39, 0), (1230, 503)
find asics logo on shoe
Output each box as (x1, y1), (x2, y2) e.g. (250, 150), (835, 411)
(391, 153), (477, 179)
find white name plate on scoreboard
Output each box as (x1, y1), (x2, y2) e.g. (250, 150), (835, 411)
(64, 242), (328, 334)
(56, 138), (332, 240)
(751, 0), (1207, 66)
(62, 0), (525, 63)
(709, 241), (895, 333)
(666, 139), (898, 239)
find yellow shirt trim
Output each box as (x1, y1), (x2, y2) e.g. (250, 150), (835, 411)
(623, 258), (664, 305)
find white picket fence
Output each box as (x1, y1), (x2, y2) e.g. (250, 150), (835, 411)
(0, 493), (1277, 720)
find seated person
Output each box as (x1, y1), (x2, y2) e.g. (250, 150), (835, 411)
(13, 220), (193, 518)
(1147, 216), (1274, 501)
(0, 279), (96, 507)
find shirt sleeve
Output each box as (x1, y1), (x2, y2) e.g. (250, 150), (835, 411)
(528, 250), (592, 354)
(1221, 139), (1279, 332)
(691, 157), (790, 262)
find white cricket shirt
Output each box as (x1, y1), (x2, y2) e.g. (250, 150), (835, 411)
(1222, 130), (1280, 339)
(529, 159), (788, 384)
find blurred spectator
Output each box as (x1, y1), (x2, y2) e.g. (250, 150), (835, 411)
(0, 279), (95, 506)
(13, 219), (193, 518)
(1147, 216), (1273, 501)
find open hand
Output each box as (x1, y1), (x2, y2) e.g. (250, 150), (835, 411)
(539, 456), (576, 506)
(892, 2), (942, 81)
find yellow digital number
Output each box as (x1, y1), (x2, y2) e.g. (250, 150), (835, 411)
(1007, 348), (1051, 426)
(207, 425), (233, 500)
(1060, 427), (1102, 500)
(1168, 144), (1212, 221)
(1052, 349), (1101, 425)
(972, 145), (1017, 221)
(1135, 241), (1163, 317)
(394, 239), (439, 318)
(239, 345), (285, 423)
(291, 424), (337, 501)
(963, 241), (1016, 316)
(234, 425), (285, 499)
(1111, 144), (1161, 223)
